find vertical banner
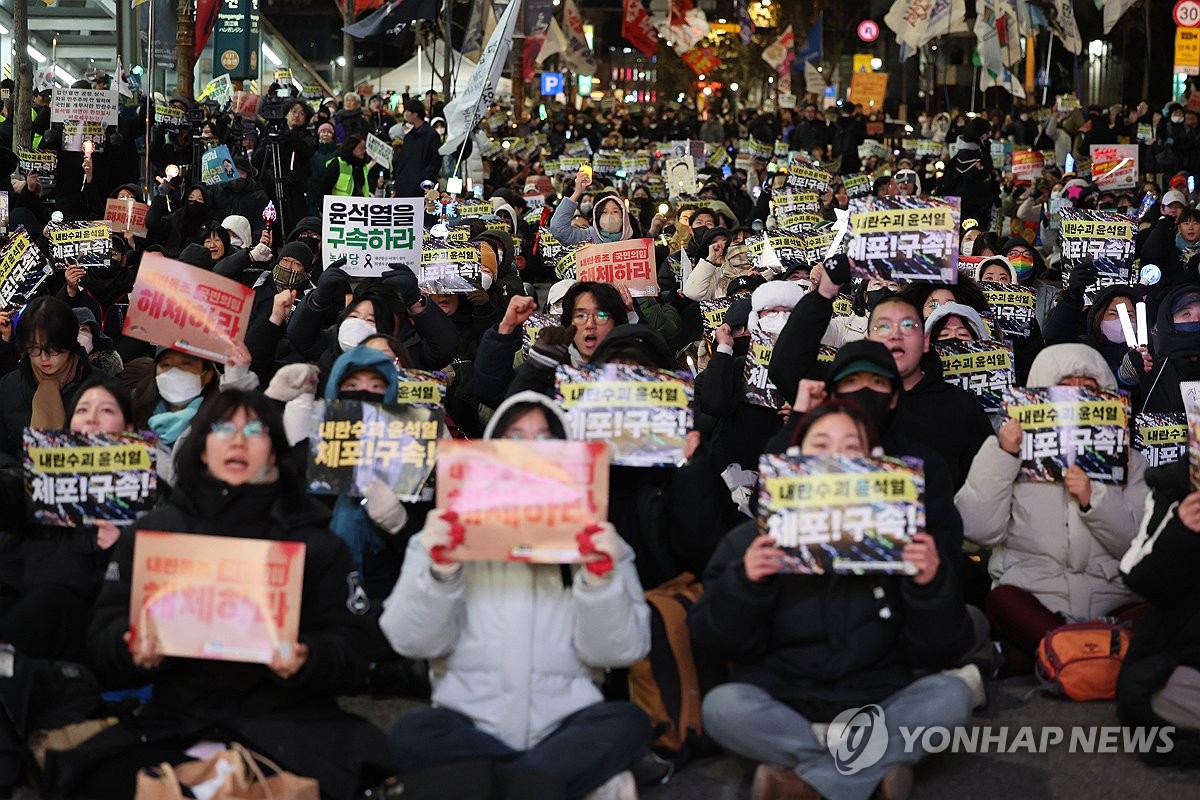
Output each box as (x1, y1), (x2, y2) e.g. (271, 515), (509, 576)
(212, 0), (261, 80)
(439, 0), (522, 156)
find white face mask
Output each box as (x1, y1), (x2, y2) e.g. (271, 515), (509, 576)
(480, 272), (494, 290)
(338, 317), (376, 352)
(77, 330), (94, 355)
(1098, 317), (1127, 344)
(757, 311), (789, 337)
(156, 367), (203, 405)
(228, 234), (244, 248)
(1173, 115), (1185, 124)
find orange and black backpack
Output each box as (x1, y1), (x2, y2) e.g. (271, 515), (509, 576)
(1035, 619), (1132, 701)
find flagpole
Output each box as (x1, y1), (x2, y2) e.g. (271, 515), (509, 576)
(1041, 33), (1053, 106)
(144, 0), (155, 199)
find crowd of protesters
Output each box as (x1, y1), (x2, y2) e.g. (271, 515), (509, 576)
(1, 63), (1200, 800)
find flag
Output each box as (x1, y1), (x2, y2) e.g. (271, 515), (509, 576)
(1047, 0), (1082, 54)
(761, 25), (794, 74)
(1102, 0), (1139, 33)
(681, 46), (721, 76)
(537, 18), (567, 64)
(342, 0), (439, 39)
(522, 0), (554, 83)
(805, 61), (826, 94)
(976, 0), (1026, 96)
(460, 0), (493, 59)
(623, 0), (658, 57)
(670, 0), (694, 27)
(980, 63), (1027, 98)
(562, 0), (595, 72)
(440, 0), (522, 156)
(734, 0), (754, 45)
(885, 0), (969, 49)
(794, 14), (822, 66)
(656, 7), (710, 54)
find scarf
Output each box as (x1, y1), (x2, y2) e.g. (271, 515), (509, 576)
(1176, 232), (1200, 258)
(30, 352), (79, 430)
(148, 397), (203, 446)
(330, 496), (385, 572)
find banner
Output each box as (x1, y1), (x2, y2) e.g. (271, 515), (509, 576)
(418, 240), (482, 294)
(0, 228), (53, 309)
(575, 239), (657, 297)
(306, 399), (443, 501)
(1002, 385), (1130, 484)
(50, 88), (118, 126)
(757, 453), (924, 575)
(981, 281), (1037, 339)
(1058, 208), (1136, 292)
(435, 440), (610, 562)
(123, 253), (254, 363)
(130, 532), (304, 664)
(847, 196), (960, 283)
(322, 196), (423, 278)
(1012, 149), (1043, 183)
(16, 148), (56, 180)
(933, 339), (1015, 413)
(622, 0), (659, 57)
(440, 0), (522, 155)
(1131, 413), (1186, 468)
(555, 364), (693, 467)
(24, 430), (157, 527)
(200, 145), (238, 186)
(1090, 144), (1139, 191)
(743, 329), (785, 409)
(46, 222), (112, 266)
(105, 198), (151, 238)
(848, 71), (888, 109)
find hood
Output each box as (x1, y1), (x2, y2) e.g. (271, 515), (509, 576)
(183, 182), (213, 206)
(472, 228), (516, 277)
(1084, 284), (1144, 346)
(1000, 236), (1047, 283)
(482, 390), (571, 440)
(109, 183), (145, 203)
(1026, 343), (1117, 389)
(590, 324), (677, 370)
(925, 302), (990, 341)
(221, 215), (253, 248)
(978, 255), (1017, 284)
(687, 225), (733, 260)
(591, 195), (633, 242)
(748, 279), (806, 333)
(287, 215), (322, 241)
(324, 345), (400, 403)
(1156, 285), (1200, 360)
(705, 199), (740, 228)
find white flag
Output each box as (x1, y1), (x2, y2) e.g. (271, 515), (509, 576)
(562, 0), (595, 72)
(537, 18), (567, 64)
(440, 0), (522, 156)
(1048, 0), (1082, 53)
(1102, 0), (1139, 33)
(805, 61), (826, 94)
(980, 64), (1027, 98)
(116, 57), (132, 98)
(885, 0), (969, 49)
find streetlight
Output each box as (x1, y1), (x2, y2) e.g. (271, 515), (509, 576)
(730, 82), (739, 91)
(870, 57), (883, 70)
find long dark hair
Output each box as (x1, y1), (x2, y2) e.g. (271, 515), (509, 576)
(66, 374), (134, 428)
(174, 389), (299, 491)
(789, 399), (881, 452)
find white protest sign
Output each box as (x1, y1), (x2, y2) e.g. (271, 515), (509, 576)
(51, 88), (118, 126)
(322, 196), (424, 278)
(365, 134), (393, 169)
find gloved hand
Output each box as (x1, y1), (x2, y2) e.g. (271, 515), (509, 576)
(1066, 263), (1098, 300)
(264, 363), (320, 402)
(381, 266), (422, 308)
(313, 265), (351, 307)
(249, 242), (273, 263)
(528, 325), (577, 367)
(418, 510), (466, 578)
(465, 285), (491, 307)
(364, 479), (408, 535)
(822, 253), (852, 287)
(1117, 346), (1152, 387)
(576, 522), (622, 584)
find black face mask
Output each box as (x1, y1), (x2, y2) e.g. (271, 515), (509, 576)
(864, 289), (891, 310)
(185, 200), (205, 217)
(732, 336), (751, 358)
(339, 390), (386, 404)
(230, 178), (249, 193)
(91, 260), (123, 279)
(837, 387), (895, 431)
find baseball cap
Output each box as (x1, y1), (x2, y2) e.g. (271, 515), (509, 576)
(825, 340), (901, 387)
(1163, 189), (1188, 208)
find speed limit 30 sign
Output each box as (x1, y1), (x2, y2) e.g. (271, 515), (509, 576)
(1176, 0), (1200, 28)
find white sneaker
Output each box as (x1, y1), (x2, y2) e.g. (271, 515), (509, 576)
(586, 770), (638, 800)
(944, 663), (987, 709)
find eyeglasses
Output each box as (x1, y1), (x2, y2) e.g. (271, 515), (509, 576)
(26, 345), (66, 358)
(870, 319), (923, 337)
(571, 311), (612, 324)
(209, 419), (268, 440)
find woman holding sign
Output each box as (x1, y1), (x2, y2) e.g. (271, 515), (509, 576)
(59, 389), (390, 799)
(381, 392), (651, 800)
(690, 400), (976, 800)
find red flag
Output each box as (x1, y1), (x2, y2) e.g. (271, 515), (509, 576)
(622, 0), (659, 57)
(670, 0), (695, 28)
(681, 46), (721, 76)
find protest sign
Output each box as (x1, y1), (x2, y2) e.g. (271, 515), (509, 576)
(622, 154), (651, 175)
(757, 453), (924, 575)
(554, 242), (590, 280)
(665, 157), (697, 197)
(785, 164), (834, 194)
(773, 192), (820, 216)
(16, 149), (56, 180)
(0, 228), (53, 309)
(200, 145), (238, 185)
(857, 140), (890, 162)
(565, 139), (593, 158)
(745, 232), (809, 275)
(1131, 413), (1186, 468)
(393, 370), (448, 405)
(365, 134), (393, 170)
(555, 364), (694, 467)
(1188, 402), (1200, 490)
(231, 91), (261, 118)
(700, 297), (736, 346)
(847, 196), (960, 283)
(51, 88), (118, 126)
(418, 240), (482, 294)
(454, 201), (494, 218)
(1090, 144), (1138, 191)
(306, 399), (443, 501)
(705, 144), (731, 170)
(273, 68), (293, 83)
(1012, 150), (1044, 183)
(153, 102), (184, 131)
(575, 239), (658, 297)
(130, 531), (305, 665)
(1002, 385), (1130, 484)
(990, 141), (1014, 173)
(1058, 208), (1136, 292)
(521, 312), (560, 354)
(957, 256), (983, 279)
(24, 430), (157, 527)
(592, 151), (621, 175)
(435, 440), (610, 563)
(933, 340), (1015, 413)
(744, 330), (785, 409)
(197, 75), (234, 109)
(104, 197), (150, 238)
(322, 197), (423, 277)
(980, 282), (1038, 339)
(123, 253), (253, 363)
(46, 222), (112, 266)
(842, 173), (872, 199)
(61, 122), (105, 153)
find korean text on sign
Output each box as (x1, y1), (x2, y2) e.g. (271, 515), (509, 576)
(322, 196), (423, 277)
(1003, 385), (1131, 484)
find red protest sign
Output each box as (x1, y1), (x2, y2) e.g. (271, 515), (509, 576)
(130, 531), (306, 665)
(123, 253), (253, 363)
(104, 197), (150, 238)
(574, 238), (658, 297)
(435, 440), (610, 563)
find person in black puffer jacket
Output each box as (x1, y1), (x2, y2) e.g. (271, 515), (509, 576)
(937, 120), (997, 226)
(1139, 286), (1200, 414)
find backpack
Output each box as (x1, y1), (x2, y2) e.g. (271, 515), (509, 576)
(1035, 620), (1132, 701)
(627, 573), (726, 766)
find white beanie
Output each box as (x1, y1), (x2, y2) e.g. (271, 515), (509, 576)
(978, 255), (1017, 284)
(748, 279), (806, 333)
(924, 302), (991, 341)
(221, 215), (253, 248)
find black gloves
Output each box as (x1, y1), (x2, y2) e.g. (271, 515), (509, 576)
(313, 265), (350, 307)
(1066, 263), (1098, 300)
(381, 266), (422, 308)
(823, 253), (852, 286)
